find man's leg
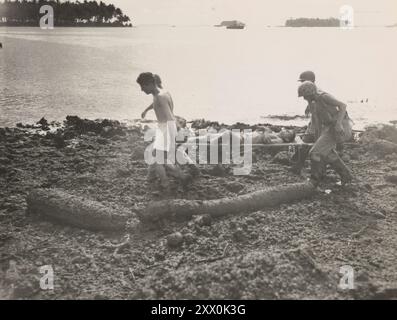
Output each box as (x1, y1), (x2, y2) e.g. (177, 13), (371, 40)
(328, 150), (353, 184)
(176, 146), (200, 178)
(309, 127), (336, 186)
(147, 164), (158, 183)
(154, 164), (170, 189)
(163, 151), (193, 187)
(154, 150), (170, 189)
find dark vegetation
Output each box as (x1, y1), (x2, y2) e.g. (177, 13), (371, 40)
(285, 17), (340, 27)
(0, 0), (132, 27)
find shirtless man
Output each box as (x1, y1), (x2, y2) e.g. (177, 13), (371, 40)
(137, 72), (192, 189)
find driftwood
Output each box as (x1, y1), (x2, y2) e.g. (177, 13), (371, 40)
(139, 181), (316, 222)
(27, 189), (139, 231)
(27, 182), (316, 230)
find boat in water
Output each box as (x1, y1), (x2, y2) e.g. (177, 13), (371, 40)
(215, 20), (246, 29)
(227, 23), (245, 29)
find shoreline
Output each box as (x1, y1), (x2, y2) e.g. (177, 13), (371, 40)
(1, 114), (394, 133)
(1, 116), (397, 299)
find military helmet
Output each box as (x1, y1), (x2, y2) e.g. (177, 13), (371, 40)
(298, 81), (317, 97)
(298, 70), (316, 82)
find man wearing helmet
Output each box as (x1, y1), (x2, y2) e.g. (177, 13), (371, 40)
(297, 71), (319, 142)
(291, 71), (321, 174)
(298, 81), (353, 186)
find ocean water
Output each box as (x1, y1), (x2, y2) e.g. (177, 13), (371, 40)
(1, 26), (397, 129)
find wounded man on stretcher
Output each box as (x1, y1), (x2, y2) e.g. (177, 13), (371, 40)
(172, 127), (301, 174)
(183, 127), (297, 147)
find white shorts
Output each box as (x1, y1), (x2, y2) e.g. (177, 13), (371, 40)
(153, 121), (177, 152)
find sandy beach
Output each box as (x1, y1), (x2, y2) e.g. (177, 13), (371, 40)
(0, 116), (396, 299)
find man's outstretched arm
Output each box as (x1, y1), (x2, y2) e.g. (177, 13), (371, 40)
(141, 103), (153, 119)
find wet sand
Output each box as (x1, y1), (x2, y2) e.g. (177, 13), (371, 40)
(0, 117), (396, 299)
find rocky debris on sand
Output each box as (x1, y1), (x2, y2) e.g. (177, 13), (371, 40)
(232, 227), (245, 242)
(166, 232), (184, 248)
(350, 150), (360, 160)
(132, 248), (334, 299)
(385, 174), (397, 184)
(341, 154), (350, 162)
(208, 164), (229, 177)
(47, 131), (67, 149)
(265, 114), (308, 121)
(190, 119), (224, 130)
(193, 214), (212, 227)
(273, 151), (291, 165)
(183, 232), (196, 244)
(359, 125), (397, 157)
(224, 181), (245, 193)
(0, 166), (7, 175)
(188, 118), (302, 133)
(65, 116), (126, 138)
(1, 115), (396, 300)
(175, 116), (187, 129)
(360, 124), (397, 144)
(130, 145), (146, 160)
(33, 116), (133, 148)
(369, 140), (397, 157)
(37, 117), (50, 130)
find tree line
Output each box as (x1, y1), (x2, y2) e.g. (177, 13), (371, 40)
(0, 0), (132, 27)
(285, 17), (340, 27)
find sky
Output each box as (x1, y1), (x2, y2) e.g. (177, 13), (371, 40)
(108, 0), (397, 26)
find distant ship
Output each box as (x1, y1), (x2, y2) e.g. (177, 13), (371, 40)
(215, 20), (246, 29)
(227, 23), (245, 29)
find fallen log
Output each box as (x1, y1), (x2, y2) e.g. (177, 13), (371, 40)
(27, 189), (139, 231)
(140, 181), (316, 222)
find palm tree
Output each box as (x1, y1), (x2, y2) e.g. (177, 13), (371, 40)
(0, 0), (132, 26)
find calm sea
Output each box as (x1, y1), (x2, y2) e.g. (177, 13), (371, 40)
(1, 26), (397, 129)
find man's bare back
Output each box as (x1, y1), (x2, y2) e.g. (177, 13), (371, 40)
(153, 91), (176, 123)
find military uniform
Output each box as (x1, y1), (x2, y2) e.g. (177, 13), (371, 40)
(309, 92), (353, 184)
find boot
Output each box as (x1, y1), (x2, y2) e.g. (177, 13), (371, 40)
(329, 157), (353, 184)
(310, 159), (325, 187)
(147, 164), (158, 183)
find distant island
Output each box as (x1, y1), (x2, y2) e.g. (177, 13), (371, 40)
(285, 17), (340, 27)
(0, 0), (132, 27)
(215, 20), (246, 29)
